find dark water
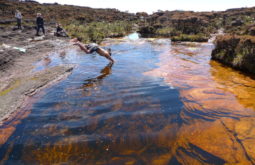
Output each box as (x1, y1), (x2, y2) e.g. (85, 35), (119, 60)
(1, 35), (255, 164)
(0, 37), (183, 164)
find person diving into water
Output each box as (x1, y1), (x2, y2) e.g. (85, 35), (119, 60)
(71, 38), (114, 63)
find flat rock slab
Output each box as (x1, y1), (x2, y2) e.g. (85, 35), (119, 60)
(0, 64), (74, 123)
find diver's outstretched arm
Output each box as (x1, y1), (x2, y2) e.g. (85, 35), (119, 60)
(104, 54), (115, 63)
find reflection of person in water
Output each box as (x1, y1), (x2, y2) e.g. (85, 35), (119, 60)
(82, 62), (113, 88)
(70, 38), (114, 63)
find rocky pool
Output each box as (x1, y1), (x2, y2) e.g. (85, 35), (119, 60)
(1, 34), (255, 164)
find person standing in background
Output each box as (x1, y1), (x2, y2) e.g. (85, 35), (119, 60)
(15, 10), (22, 30)
(36, 13), (45, 36)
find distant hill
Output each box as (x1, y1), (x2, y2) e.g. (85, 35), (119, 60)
(138, 7), (255, 36)
(1, 0), (254, 31)
(0, 0), (137, 24)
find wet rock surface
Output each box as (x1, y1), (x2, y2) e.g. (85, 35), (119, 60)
(0, 26), (62, 69)
(0, 26), (74, 123)
(0, 65), (74, 122)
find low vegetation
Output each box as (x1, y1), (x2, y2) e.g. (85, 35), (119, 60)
(0, 0), (136, 24)
(171, 34), (209, 42)
(64, 21), (134, 43)
(212, 35), (255, 74)
(138, 8), (255, 42)
(138, 13), (215, 41)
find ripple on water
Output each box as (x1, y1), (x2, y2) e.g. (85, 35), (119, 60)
(146, 41), (255, 164)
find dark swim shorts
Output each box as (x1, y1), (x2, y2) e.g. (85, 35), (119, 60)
(86, 43), (99, 53)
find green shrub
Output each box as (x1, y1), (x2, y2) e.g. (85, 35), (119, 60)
(171, 34), (209, 42)
(212, 35), (255, 74)
(64, 21), (133, 43)
(155, 27), (181, 37)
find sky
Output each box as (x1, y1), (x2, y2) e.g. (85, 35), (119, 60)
(36, 0), (255, 14)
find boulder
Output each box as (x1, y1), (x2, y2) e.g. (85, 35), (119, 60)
(138, 26), (156, 34)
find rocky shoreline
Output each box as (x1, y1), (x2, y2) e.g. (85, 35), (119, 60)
(0, 26), (75, 125)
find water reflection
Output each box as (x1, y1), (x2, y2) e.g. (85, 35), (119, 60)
(210, 60), (255, 110)
(81, 62), (113, 89)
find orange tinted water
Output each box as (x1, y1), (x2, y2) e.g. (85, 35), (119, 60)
(145, 41), (255, 164)
(1, 37), (255, 164)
